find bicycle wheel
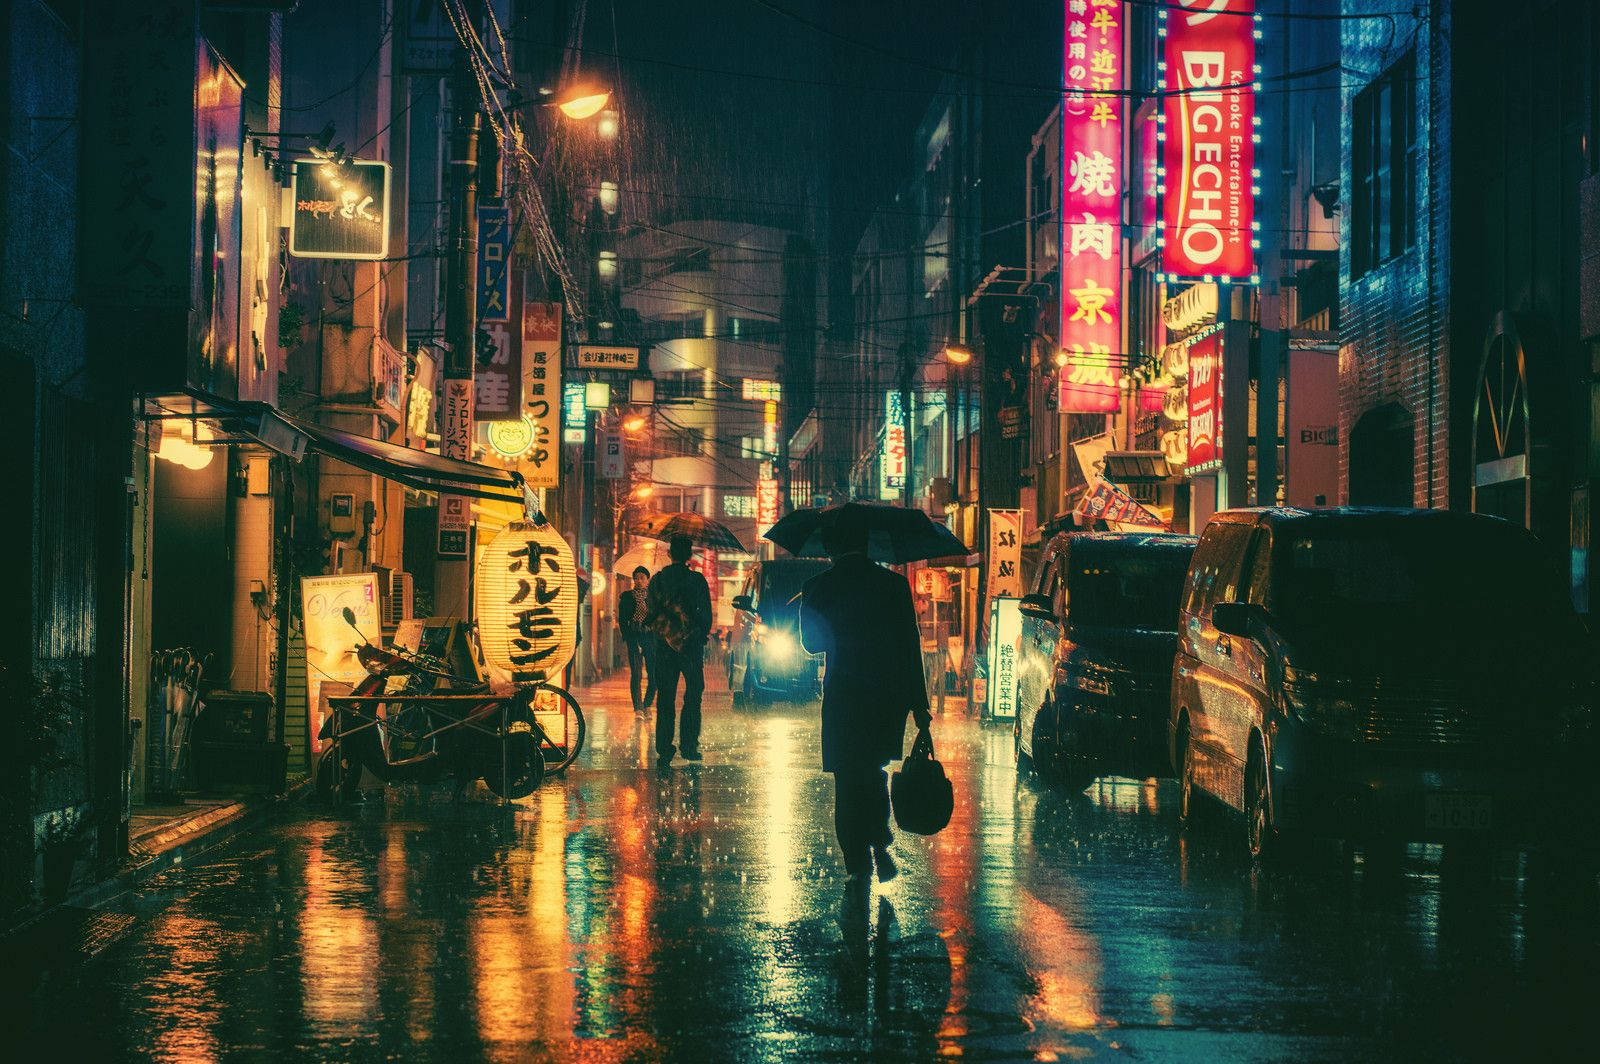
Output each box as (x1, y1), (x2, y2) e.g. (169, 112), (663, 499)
(520, 684), (586, 775)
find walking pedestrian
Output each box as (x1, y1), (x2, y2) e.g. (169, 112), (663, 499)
(799, 510), (932, 885)
(645, 533), (713, 765)
(617, 566), (657, 714)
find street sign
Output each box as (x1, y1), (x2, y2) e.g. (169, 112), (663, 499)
(575, 344), (641, 370)
(289, 160), (390, 260)
(437, 494), (469, 558)
(600, 431), (625, 478)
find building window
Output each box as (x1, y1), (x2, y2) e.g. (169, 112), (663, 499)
(739, 436), (769, 460)
(1352, 51), (1417, 278)
(723, 494), (756, 517)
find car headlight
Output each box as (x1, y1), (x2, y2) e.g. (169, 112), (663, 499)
(761, 629), (797, 661)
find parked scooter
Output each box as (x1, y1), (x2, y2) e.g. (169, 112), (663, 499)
(314, 610), (543, 801)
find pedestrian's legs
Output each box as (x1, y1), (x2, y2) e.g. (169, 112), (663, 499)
(654, 647), (682, 759)
(679, 644), (705, 753)
(865, 764), (892, 851)
(831, 768), (871, 876)
(627, 640), (646, 712)
(640, 636), (658, 710)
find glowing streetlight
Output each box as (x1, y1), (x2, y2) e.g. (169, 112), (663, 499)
(556, 87), (611, 121)
(1053, 349), (1070, 368)
(623, 415), (646, 433)
(944, 344), (973, 365)
(633, 484), (654, 499)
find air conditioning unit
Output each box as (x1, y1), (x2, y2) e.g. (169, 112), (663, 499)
(383, 571), (414, 628)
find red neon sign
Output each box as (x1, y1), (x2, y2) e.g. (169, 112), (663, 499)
(1058, 0), (1125, 413)
(1186, 331), (1222, 471)
(1161, 0), (1257, 281)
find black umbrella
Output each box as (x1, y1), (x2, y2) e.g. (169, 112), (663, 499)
(764, 502), (968, 565)
(629, 511), (746, 552)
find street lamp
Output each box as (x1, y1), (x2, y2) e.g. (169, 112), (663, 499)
(623, 414), (646, 433)
(944, 344), (973, 365)
(555, 86), (611, 121)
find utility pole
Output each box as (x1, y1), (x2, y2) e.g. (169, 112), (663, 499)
(436, 24), (482, 618)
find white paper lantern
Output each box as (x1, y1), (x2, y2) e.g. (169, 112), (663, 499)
(475, 520), (578, 681)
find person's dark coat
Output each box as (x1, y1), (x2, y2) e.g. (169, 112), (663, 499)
(644, 562), (713, 648)
(617, 587), (650, 643)
(800, 553), (930, 772)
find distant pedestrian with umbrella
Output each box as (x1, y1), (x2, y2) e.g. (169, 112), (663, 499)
(645, 533), (714, 765)
(617, 565), (656, 714)
(797, 505), (933, 886)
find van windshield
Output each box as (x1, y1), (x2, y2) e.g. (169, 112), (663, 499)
(1270, 521), (1566, 630)
(1068, 552), (1191, 631)
(760, 561), (829, 625)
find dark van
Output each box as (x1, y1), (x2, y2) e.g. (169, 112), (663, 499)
(1015, 532), (1198, 790)
(1170, 507), (1593, 858)
(729, 557), (830, 703)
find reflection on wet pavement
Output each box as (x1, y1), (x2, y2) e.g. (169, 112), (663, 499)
(12, 673), (1598, 1061)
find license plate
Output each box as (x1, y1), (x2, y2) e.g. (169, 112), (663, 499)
(1424, 793), (1493, 831)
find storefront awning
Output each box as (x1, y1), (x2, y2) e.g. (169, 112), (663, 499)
(140, 389), (525, 504)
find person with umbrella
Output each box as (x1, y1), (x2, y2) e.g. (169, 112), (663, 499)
(797, 506), (933, 885)
(616, 565), (657, 715)
(644, 533), (714, 764)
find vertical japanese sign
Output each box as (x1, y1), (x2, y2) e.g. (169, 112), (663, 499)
(474, 323), (520, 420)
(437, 378), (474, 557)
(757, 466), (780, 535)
(477, 206), (510, 322)
(600, 431), (625, 479)
(1186, 330), (1222, 472)
(1059, 0), (1125, 411)
(880, 391), (907, 498)
(521, 302), (562, 488)
(985, 508), (1024, 602)
(1160, 0), (1258, 281)
(986, 597), (1022, 722)
(562, 381), (587, 443)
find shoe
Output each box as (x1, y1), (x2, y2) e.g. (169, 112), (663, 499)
(682, 748), (703, 762)
(873, 847), (898, 883)
(657, 749), (675, 767)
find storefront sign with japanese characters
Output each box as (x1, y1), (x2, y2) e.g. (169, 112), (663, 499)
(521, 302), (562, 488)
(880, 391), (907, 498)
(289, 160), (390, 260)
(985, 508), (1024, 603)
(1058, 0), (1125, 413)
(1185, 330), (1222, 472)
(757, 466), (780, 534)
(476, 206), (510, 322)
(475, 323), (520, 420)
(475, 521), (578, 681)
(1160, 0), (1258, 281)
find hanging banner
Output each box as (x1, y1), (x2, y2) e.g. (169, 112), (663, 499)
(985, 508), (1024, 603)
(521, 301), (562, 488)
(1186, 331), (1222, 472)
(475, 521), (579, 682)
(1160, 0), (1258, 282)
(880, 391), (907, 498)
(477, 206), (511, 322)
(986, 596), (1022, 722)
(1058, 0), (1125, 409)
(1077, 479), (1167, 529)
(600, 430), (625, 479)
(475, 323), (520, 420)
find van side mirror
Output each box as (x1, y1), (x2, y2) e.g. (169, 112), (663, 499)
(1211, 600), (1256, 638)
(732, 594), (753, 612)
(1019, 593), (1056, 621)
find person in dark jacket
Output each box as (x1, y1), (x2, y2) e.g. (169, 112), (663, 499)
(799, 512), (932, 883)
(616, 566), (656, 714)
(645, 534), (713, 764)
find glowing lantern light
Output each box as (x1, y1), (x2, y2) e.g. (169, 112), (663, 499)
(475, 519), (578, 682)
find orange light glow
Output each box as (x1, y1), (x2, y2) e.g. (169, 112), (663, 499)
(945, 345), (973, 365)
(556, 89), (611, 120)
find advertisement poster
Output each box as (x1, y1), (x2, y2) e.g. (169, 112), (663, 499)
(1286, 347), (1339, 506)
(1058, 0), (1125, 411)
(300, 573), (382, 751)
(1161, 0), (1257, 281)
(521, 302), (563, 488)
(1186, 331), (1222, 472)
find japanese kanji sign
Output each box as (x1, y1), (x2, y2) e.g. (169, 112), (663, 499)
(1059, 0), (1126, 412)
(1160, 0), (1257, 281)
(757, 466), (780, 535)
(475, 520), (579, 682)
(289, 160), (390, 260)
(521, 302), (563, 489)
(880, 391), (907, 498)
(437, 492), (470, 558)
(476, 206), (510, 322)
(437, 376), (475, 557)
(986, 508), (1024, 603)
(1185, 330), (1222, 472)
(475, 322), (520, 421)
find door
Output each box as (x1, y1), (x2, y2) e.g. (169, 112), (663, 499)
(730, 569), (759, 689)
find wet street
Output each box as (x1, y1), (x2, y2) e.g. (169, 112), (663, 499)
(12, 672), (1600, 1062)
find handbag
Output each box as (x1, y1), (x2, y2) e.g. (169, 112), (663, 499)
(891, 727), (953, 836)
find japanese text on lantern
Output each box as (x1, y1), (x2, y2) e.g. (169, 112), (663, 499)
(1059, 0), (1125, 414)
(1160, 0), (1258, 281)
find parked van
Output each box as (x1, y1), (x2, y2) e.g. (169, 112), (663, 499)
(1015, 532), (1198, 790)
(729, 558), (830, 703)
(1170, 507), (1592, 858)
